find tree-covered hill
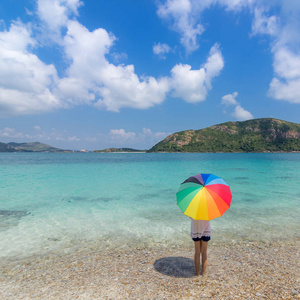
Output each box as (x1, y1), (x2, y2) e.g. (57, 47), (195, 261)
(148, 118), (300, 153)
(0, 142), (18, 152)
(0, 142), (65, 152)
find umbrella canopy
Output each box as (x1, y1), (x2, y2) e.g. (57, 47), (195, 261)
(176, 173), (232, 220)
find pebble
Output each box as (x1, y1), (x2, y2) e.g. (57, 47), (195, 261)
(0, 240), (299, 299)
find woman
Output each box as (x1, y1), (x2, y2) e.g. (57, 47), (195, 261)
(190, 219), (211, 276)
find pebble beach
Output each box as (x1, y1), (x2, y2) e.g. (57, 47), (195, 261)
(1, 239), (299, 299)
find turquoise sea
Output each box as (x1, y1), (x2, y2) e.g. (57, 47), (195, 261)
(0, 153), (299, 258)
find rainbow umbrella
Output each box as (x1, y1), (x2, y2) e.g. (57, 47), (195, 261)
(176, 174), (232, 220)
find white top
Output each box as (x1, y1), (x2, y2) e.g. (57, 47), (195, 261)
(190, 219), (211, 239)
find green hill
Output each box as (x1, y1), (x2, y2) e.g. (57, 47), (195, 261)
(0, 142), (19, 152)
(148, 118), (300, 153)
(3, 142), (65, 152)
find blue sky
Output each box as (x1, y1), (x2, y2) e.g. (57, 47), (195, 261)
(0, 0), (299, 150)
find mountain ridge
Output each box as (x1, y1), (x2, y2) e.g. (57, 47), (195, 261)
(0, 142), (66, 152)
(148, 118), (300, 153)
(1, 118), (299, 153)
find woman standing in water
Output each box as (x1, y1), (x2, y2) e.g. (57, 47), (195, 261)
(191, 219), (211, 276)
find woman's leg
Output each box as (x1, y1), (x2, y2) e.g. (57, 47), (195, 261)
(194, 241), (201, 276)
(200, 240), (208, 276)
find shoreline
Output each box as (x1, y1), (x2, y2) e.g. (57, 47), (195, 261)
(1, 240), (299, 299)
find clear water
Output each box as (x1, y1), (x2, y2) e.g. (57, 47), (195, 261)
(0, 153), (299, 258)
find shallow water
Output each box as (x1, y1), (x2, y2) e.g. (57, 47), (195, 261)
(0, 153), (299, 258)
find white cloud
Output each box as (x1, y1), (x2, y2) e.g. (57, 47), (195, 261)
(143, 128), (153, 135)
(0, 1), (228, 118)
(67, 136), (80, 142)
(222, 91), (238, 105)
(233, 105), (254, 121)
(155, 0), (300, 105)
(156, 0), (254, 54)
(267, 46), (300, 103)
(157, 0), (206, 53)
(95, 65), (171, 112)
(218, 0), (254, 12)
(153, 42), (171, 59)
(268, 78), (300, 103)
(110, 129), (136, 141)
(251, 7), (279, 36)
(141, 128), (169, 140)
(0, 15), (221, 116)
(269, 48), (300, 104)
(0, 21), (61, 117)
(0, 126), (82, 144)
(249, 1), (300, 104)
(58, 20), (172, 112)
(170, 43), (224, 102)
(0, 127), (24, 138)
(272, 47), (300, 80)
(221, 91), (254, 121)
(107, 128), (170, 148)
(37, 0), (83, 40)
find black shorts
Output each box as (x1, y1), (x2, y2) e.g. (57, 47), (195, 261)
(192, 236), (211, 242)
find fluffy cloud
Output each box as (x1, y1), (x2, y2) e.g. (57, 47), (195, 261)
(221, 91), (238, 105)
(0, 126), (80, 142)
(59, 18), (222, 111)
(153, 42), (171, 59)
(95, 65), (170, 112)
(157, 0), (300, 104)
(157, 0), (206, 53)
(37, 0), (83, 41)
(272, 47), (300, 80)
(142, 128), (169, 140)
(268, 46), (300, 103)
(269, 78), (300, 103)
(251, 7), (279, 36)
(0, 127), (25, 138)
(156, 0), (253, 54)
(221, 92), (254, 121)
(0, 1), (237, 118)
(0, 14), (222, 116)
(109, 129), (136, 141)
(0, 21), (61, 117)
(54, 20), (171, 111)
(233, 105), (254, 121)
(250, 1), (300, 104)
(108, 128), (170, 148)
(269, 50), (300, 105)
(171, 44), (224, 102)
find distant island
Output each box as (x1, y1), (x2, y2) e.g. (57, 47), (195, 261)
(0, 142), (71, 153)
(148, 118), (300, 153)
(94, 148), (146, 153)
(1, 118), (299, 153)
